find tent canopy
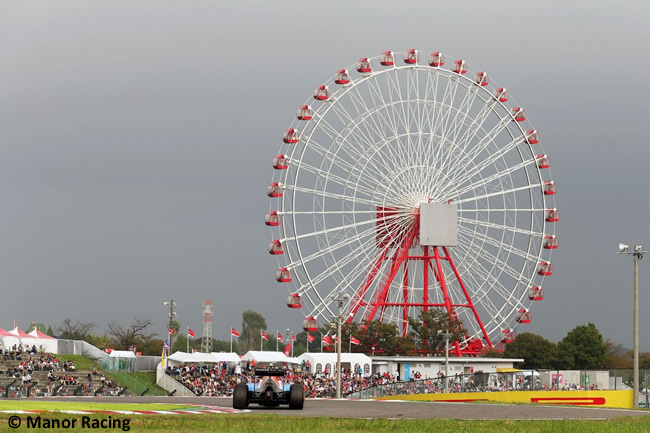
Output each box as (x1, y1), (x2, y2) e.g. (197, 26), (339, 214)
(240, 351), (300, 365)
(9, 328), (33, 338)
(109, 350), (137, 359)
(28, 329), (55, 339)
(298, 352), (372, 365)
(167, 351), (241, 364)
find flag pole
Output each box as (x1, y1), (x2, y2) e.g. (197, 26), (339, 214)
(276, 330), (279, 352)
(307, 334), (309, 354)
(230, 327), (233, 352)
(260, 329), (263, 351)
(349, 338), (351, 353)
(320, 332), (323, 353)
(187, 327), (190, 353)
(291, 331), (294, 357)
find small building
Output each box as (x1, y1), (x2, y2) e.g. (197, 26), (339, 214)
(370, 355), (524, 381)
(298, 353), (372, 377)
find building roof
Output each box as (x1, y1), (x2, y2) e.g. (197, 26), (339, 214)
(298, 352), (372, 365)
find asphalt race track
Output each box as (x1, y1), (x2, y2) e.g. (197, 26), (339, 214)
(46, 396), (648, 420)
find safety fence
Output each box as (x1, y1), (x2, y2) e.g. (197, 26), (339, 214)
(109, 371), (167, 396)
(346, 369), (650, 407)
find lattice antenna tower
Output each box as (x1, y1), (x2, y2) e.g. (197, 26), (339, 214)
(201, 299), (213, 352)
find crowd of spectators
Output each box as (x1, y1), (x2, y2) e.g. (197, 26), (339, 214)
(165, 363), (400, 398)
(166, 363), (603, 398)
(0, 346), (125, 398)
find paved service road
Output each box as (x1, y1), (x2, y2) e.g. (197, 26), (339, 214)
(57, 397), (649, 420)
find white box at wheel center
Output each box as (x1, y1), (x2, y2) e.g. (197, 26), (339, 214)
(419, 202), (458, 247)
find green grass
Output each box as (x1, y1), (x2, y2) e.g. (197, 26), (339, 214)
(0, 401), (193, 412)
(55, 354), (99, 371)
(109, 371), (168, 396)
(1, 414), (650, 432)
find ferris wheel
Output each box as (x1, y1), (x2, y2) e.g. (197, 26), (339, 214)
(265, 49), (557, 355)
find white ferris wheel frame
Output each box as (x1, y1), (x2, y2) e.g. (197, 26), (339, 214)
(267, 49), (556, 350)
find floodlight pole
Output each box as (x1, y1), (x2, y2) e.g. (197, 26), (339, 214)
(618, 244), (644, 408)
(633, 250), (640, 409)
(445, 329), (450, 393)
(163, 299), (177, 352)
(335, 292), (348, 399)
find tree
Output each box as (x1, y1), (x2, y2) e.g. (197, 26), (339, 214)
(408, 310), (465, 354)
(87, 333), (111, 351)
(108, 318), (159, 355)
(503, 332), (557, 369)
(347, 320), (410, 356)
(556, 323), (607, 369)
(604, 339), (632, 369)
(26, 322), (46, 333)
(213, 339), (238, 353)
(56, 318), (95, 341)
(46, 326), (54, 337)
(240, 310), (267, 353)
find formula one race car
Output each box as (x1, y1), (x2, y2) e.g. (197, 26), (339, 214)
(233, 367), (304, 410)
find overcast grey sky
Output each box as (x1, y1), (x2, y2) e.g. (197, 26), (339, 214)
(0, 1), (648, 350)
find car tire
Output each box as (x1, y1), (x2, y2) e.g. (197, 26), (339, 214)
(289, 384), (304, 410)
(233, 383), (249, 409)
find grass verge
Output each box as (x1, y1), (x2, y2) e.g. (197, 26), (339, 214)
(1, 414), (650, 432)
(0, 401), (194, 412)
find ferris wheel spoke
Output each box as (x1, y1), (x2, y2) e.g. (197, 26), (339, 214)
(442, 155), (535, 200)
(291, 160), (380, 199)
(432, 95), (498, 185)
(435, 115), (517, 191)
(458, 216), (542, 238)
(446, 135), (528, 193)
(456, 231), (523, 286)
(285, 222), (379, 269)
(454, 184), (541, 206)
(289, 185), (384, 208)
(458, 223), (539, 263)
(455, 236), (521, 313)
(301, 136), (389, 193)
(304, 240), (395, 319)
(459, 208), (542, 213)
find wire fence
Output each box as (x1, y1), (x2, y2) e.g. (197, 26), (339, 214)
(108, 371), (167, 396)
(346, 369), (650, 407)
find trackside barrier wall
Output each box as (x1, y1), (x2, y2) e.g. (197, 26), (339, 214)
(378, 390), (634, 409)
(55, 339), (109, 361)
(155, 363), (195, 397)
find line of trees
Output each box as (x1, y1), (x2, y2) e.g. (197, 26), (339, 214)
(28, 314), (650, 367)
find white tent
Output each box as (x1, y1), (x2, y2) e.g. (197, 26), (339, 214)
(109, 350), (137, 359)
(167, 351), (241, 365)
(298, 353), (372, 376)
(0, 329), (21, 351)
(27, 329), (58, 353)
(240, 350), (300, 366)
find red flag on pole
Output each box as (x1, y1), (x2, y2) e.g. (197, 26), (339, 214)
(292, 333), (297, 342)
(284, 343), (291, 356)
(307, 333), (314, 343)
(231, 327), (240, 337)
(322, 335), (332, 345)
(168, 328), (175, 335)
(261, 330), (269, 341)
(350, 336), (360, 345)
(188, 328), (195, 338)
(276, 331), (283, 342)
